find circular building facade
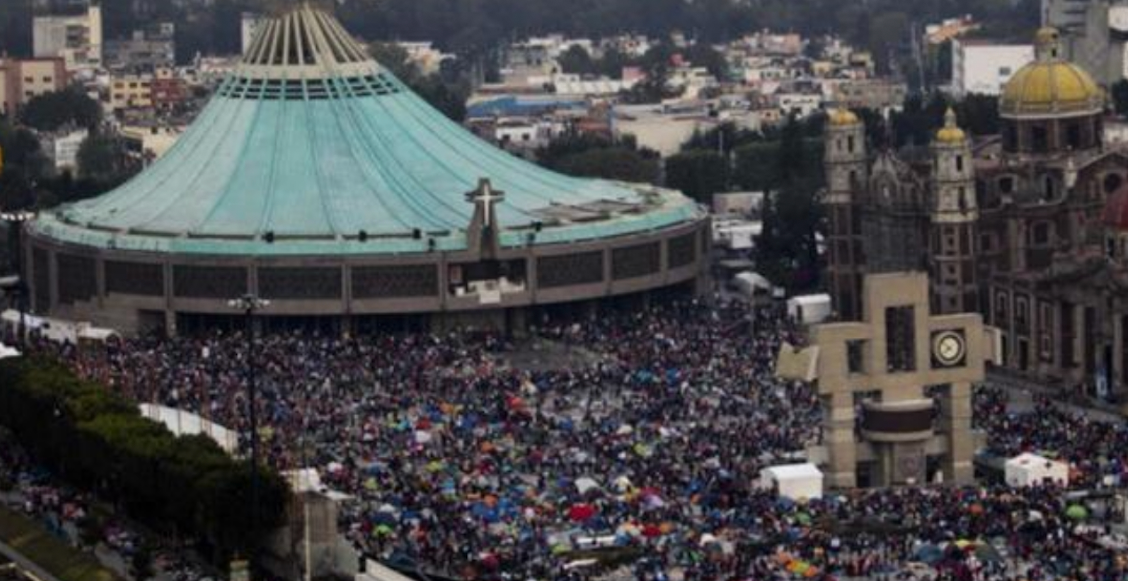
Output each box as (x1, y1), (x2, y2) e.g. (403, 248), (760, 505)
(26, 6), (708, 334)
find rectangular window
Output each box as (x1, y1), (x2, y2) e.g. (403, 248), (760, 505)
(885, 306), (917, 372)
(847, 340), (866, 374)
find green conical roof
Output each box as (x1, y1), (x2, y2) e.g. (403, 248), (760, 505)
(34, 4), (699, 256)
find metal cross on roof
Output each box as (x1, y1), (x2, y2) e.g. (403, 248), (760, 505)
(468, 178), (505, 228)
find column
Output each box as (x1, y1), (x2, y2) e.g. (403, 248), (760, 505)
(825, 391), (857, 488)
(940, 381), (974, 484)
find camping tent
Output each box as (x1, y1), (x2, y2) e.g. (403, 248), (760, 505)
(787, 295), (832, 325)
(760, 463), (823, 500)
(0, 343), (20, 360)
(1005, 453), (1069, 488)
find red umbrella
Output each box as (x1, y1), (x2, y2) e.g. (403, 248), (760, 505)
(569, 503), (597, 522)
(642, 524), (663, 538)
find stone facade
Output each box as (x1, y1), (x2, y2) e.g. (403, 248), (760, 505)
(811, 273), (991, 488)
(824, 28), (1128, 398)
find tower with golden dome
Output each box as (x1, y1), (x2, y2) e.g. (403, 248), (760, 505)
(1000, 27), (1104, 155)
(821, 26), (1128, 397)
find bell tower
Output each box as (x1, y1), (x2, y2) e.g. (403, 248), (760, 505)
(824, 109), (868, 320)
(930, 109), (978, 315)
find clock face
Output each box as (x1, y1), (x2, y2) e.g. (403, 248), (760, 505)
(932, 331), (966, 367)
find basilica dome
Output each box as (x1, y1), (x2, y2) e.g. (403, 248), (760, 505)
(1000, 27), (1103, 118)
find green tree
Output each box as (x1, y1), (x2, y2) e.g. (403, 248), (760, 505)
(557, 45), (597, 76)
(77, 134), (132, 183)
(553, 148), (659, 183)
(665, 149), (729, 203)
(370, 43), (470, 121)
(19, 89), (102, 133)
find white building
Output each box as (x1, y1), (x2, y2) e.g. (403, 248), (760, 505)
(612, 101), (714, 158)
(33, 5), (103, 72)
(712, 217), (762, 251)
(774, 92), (823, 119)
(241, 12), (265, 56)
(951, 39), (1034, 96)
(1044, 0), (1097, 34)
(1054, 1), (1128, 85)
(52, 129), (88, 173)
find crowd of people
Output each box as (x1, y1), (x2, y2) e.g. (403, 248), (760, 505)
(10, 298), (1128, 580)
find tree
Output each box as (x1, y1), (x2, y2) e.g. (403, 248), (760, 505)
(553, 148), (659, 183)
(538, 133), (659, 183)
(370, 42), (470, 122)
(665, 149), (729, 203)
(19, 89), (102, 133)
(77, 134), (132, 183)
(557, 45), (597, 76)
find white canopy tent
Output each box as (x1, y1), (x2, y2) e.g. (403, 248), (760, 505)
(1005, 453), (1069, 488)
(0, 343), (21, 360)
(787, 294), (832, 325)
(760, 463), (823, 500)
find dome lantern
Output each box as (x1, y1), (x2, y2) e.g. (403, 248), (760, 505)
(935, 107), (967, 144)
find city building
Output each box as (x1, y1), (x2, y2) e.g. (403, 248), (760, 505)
(1044, 0), (1099, 34)
(1049, 0), (1128, 85)
(0, 57), (67, 115)
(32, 5), (103, 72)
(109, 74), (153, 110)
(104, 23), (176, 73)
(950, 38), (1035, 96)
(824, 28), (1128, 397)
(47, 129), (88, 173)
(150, 68), (190, 112)
(924, 15), (979, 46)
(25, 5), (709, 336)
(832, 79), (908, 115)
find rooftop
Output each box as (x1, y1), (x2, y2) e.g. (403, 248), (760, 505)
(34, 4), (700, 256)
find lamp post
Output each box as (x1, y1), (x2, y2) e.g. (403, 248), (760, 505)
(2, 210), (35, 346)
(227, 293), (270, 575)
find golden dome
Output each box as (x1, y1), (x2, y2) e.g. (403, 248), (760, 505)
(828, 108), (860, 126)
(935, 108), (966, 143)
(1000, 28), (1104, 117)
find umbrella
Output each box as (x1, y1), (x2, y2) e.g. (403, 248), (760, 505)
(575, 477), (601, 495)
(794, 512), (812, 526)
(1066, 504), (1089, 520)
(968, 503), (984, 516)
(974, 543), (1004, 564)
(913, 543), (944, 565)
(642, 524), (663, 538)
(569, 504), (597, 522)
(374, 524), (394, 537)
(616, 424), (634, 436)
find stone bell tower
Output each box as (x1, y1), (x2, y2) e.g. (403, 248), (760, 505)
(930, 108), (978, 315)
(823, 109), (868, 320)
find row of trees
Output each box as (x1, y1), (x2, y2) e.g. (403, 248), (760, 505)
(0, 357), (288, 561)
